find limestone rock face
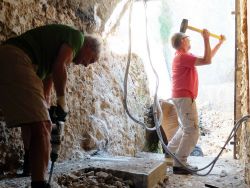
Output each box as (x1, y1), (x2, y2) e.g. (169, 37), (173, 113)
(61, 51), (150, 160)
(0, 121), (23, 173)
(0, 0), (150, 172)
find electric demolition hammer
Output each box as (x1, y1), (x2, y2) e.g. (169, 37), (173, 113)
(47, 105), (67, 185)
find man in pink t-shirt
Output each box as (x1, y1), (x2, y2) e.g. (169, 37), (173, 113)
(167, 31), (224, 175)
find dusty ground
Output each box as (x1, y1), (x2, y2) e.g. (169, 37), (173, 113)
(166, 156), (247, 188)
(0, 154), (245, 188)
(198, 108), (235, 158)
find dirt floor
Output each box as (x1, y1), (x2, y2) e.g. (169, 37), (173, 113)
(166, 156), (247, 188)
(0, 155), (246, 188)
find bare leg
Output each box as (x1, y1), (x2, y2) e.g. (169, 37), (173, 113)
(21, 121), (52, 183)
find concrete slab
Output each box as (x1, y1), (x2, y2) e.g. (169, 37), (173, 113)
(85, 155), (167, 188)
(136, 152), (173, 166)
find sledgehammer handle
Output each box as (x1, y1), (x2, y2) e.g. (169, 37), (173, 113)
(187, 25), (222, 40)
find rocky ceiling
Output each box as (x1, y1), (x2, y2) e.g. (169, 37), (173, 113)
(0, 0), (131, 39)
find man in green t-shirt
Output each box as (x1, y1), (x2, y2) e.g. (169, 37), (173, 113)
(0, 24), (101, 188)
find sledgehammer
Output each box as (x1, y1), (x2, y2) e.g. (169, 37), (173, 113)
(180, 19), (224, 40)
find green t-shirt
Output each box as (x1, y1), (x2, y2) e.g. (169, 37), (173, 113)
(5, 24), (84, 79)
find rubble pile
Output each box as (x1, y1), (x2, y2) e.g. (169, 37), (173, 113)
(57, 168), (133, 188)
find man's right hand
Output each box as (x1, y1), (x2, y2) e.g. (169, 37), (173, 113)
(202, 29), (210, 40)
(49, 105), (68, 123)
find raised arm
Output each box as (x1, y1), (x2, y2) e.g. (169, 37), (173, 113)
(211, 35), (225, 57)
(195, 29), (212, 66)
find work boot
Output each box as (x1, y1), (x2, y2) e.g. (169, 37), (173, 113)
(173, 164), (198, 175)
(164, 152), (172, 159)
(31, 181), (51, 188)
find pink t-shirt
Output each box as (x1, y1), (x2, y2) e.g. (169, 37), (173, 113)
(171, 51), (198, 99)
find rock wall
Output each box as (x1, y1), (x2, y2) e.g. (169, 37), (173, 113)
(0, 0), (151, 173)
(236, 0), (250, 185)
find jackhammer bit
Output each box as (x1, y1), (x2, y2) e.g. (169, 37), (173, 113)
(47, 106), (67, 186)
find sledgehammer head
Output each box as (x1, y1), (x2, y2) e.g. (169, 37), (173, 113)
(180, 19), (188, 33)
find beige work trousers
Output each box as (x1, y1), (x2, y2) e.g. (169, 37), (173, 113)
(167, 98), (199, 167)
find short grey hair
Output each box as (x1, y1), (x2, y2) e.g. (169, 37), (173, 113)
(84, 35), (101, 55)
(171, 32), (188, 50)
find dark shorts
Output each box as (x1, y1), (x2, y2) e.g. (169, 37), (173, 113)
(0, 45), (50, 127)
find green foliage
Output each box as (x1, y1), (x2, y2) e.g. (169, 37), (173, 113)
(143, 105), (162, 153)
(144, 140), (162, 153)
(159, 0), (172, 43)
(158, 0), (173, 79)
